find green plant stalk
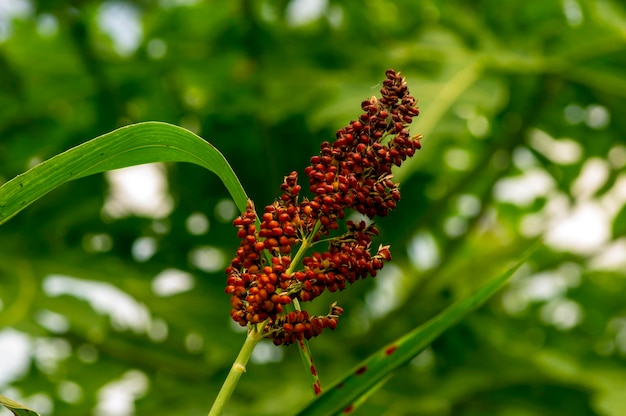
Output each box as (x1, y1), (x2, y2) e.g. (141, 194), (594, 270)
(285, 220), (324, 394)
(293, 298), (323, 396)
(208, 323), (265, 416)
(281, 295), (322, 396)
(286, 220), (322, 275)
(210, 221), (325, 414)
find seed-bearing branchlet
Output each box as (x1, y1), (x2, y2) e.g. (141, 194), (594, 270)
(225, 69), (421, 345)
(302, 68), (421, 234)
(266, 302), (344, 346)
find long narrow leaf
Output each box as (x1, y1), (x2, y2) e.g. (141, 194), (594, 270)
(0, 395), (41, 416)
(296, 252), (533, 415)
(0, 121), (248, 225)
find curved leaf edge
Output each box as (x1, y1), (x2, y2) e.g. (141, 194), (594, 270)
(297, 242), (540, 415)
(0, 394), (41, 416)
(0, 121), (249, 225)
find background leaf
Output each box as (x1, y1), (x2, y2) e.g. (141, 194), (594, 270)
(0, 121), (248, 225)
(0, 394), (41, 416)
(0, 1), (625, 415)
(298, 252), (529, 415)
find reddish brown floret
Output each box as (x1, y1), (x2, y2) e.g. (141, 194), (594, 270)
(225, 69), (421, 345)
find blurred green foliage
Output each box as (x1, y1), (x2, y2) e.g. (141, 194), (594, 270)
(1, 0), (625, 415)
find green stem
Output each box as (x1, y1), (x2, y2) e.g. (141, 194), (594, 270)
(209, 220), (325, 415)
(287, 221), (321, 275)
(208, 323), (265, 416)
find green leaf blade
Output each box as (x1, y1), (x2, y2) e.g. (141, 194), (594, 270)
(0, 122), (248, 225)
(0, 394), (41, 416)
(297, 251), (534, 416)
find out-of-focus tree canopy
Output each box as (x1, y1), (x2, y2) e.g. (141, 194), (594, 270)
(1, 0), (625, 415)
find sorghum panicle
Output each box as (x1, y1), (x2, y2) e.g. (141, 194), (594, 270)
(225, 69), (421, 345)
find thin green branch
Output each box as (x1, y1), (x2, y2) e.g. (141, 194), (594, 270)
(208, 323), (266, 416)
(210, 220), (325, 414)
(284, 221), (324, 395)
(287, 220), (323, 275)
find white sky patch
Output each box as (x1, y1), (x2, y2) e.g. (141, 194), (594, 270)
(286, 0), (328, 26)
(515, 168), (626, 255)
(131, 236), (157, 262)
(547, 171), (626, 254)
(251, 340), (284, 364)
(0, 0), (32, 18)
(0, 0), (33, 42)
(444, 216), (468, 237)
(456, 105), (490, 137)
(608, 145), (626, 169)
(365, 264), (403, 318)
(159, 0), (200, 8)
(151, 268), (194, 297)
(493, 168), (555, 206)
(26, 394), (54, 415)
(327, 3), (344, 28)
(33, 337), (71, 375)
(518, 269), (579, 302)
(562, 0), (583, 26)
(189, 246), (226, 273)
(589, 238), (626, 271)
(146, 38), (167, 59)
(502, 263), (581, 316)
(520, 212), (547, 238)
(95, 370), (149, 416)
(444, 148), (472, 170)
(186, 212), (209, 235)
(43, 274), (151, 333)
(147, 318), (168, 342)
(529, 129), (582, 165)
(103, 163), (173, 219)
(36, 13), (58, 37)
(35, 309), (70, 333)
(456, 193), (481, 217)
(584, 173), (626, 269)
(97, 2), (143, 56)
(407, 232), (440, 271)
(467, 114), (490, 138)
(512, 146), (538, 169)
(185, 332), (204, 353)
(585, 104), (610, 129)
(600, 173), (626, 214)
(214, 198), (238, 223)
(571, 157), (610, 199)
(0, 329), (31, 385)
(260, 2), (278, 22)
(608, 317), (626, 355)
(545, 201), (610, 254)
(540, 298), (583, 330)
(58, 380), (83, 404)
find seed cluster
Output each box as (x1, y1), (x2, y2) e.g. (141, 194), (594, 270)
(295, 220), (391, 302)
(302, 68), (421, 232)
(225, 69), (421, 345)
